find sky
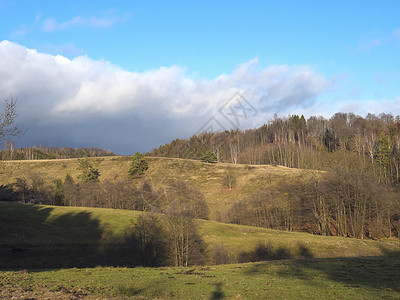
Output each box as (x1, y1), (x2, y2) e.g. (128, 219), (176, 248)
(0, 0), (399, 154)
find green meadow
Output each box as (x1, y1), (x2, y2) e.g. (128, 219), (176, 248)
(0, 201), (399, 299)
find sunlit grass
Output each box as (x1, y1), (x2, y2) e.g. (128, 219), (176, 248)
(1, 256), (399, 299)
(0, 156), (316, 220)
(1, 201), (398, 265)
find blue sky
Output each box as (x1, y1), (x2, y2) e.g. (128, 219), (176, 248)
(0, 1), (399, 153)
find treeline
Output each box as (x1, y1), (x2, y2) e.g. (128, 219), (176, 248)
(3, 153), (399, 240)
(129, 213), (206, 267)
(8, 174), (209, 220)
(6, 165), (399, 239)
(228, 167), (399, 239)
(6, 172), (312, 267)
(149, 112), (400, 186)
(129, 213), (311, 267)
(5, 170), (211, 267)
(0, 141), (114, 160)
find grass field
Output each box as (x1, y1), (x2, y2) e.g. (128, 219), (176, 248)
(1, 256), (399, 299)
(1, 201), (399, 299)
(1, 201), (399, 267)
(0, 156), (314, 220)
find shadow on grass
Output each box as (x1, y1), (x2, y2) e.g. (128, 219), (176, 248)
(0, 201), (141, 269)
(238, 242), (314, 263)
(210, 282), (225, 300)
(243, 245), (400, 292)
(0, 185), (17, 202)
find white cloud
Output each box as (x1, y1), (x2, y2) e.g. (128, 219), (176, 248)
(0, 40), (334, 153)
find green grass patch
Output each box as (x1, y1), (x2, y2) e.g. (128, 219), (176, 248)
(0, 256), (399, 299)
(1, 201), (399, 269)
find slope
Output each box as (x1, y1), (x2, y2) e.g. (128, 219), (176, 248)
(0, 156), (315, 220)
(1, 201), (398, 269)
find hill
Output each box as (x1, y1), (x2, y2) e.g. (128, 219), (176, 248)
(148, 113), (400, 188)
(0, 156), (313, 221)
(1, 201), (399, 299)
(1, 201), (398, 269)
(1, 155), (399, 239)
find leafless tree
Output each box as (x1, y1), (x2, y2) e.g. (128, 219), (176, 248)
(0, 98), (23, 142)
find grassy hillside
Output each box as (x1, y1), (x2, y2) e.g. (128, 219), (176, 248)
(0, 156), (314, 220)
(0, 202), (399, 299)
(1, 201), (398, 269)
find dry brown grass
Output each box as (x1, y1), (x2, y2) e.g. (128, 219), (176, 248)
(0, 156), (317, 220)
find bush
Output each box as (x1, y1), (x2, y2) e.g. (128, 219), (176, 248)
(211, 243), (233, 265)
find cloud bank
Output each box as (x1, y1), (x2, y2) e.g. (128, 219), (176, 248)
(1, 40), (393, 154)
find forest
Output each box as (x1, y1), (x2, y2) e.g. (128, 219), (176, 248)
(0, 142), (115, 160)
(148, 112), (400, 238)
(149, 112), (400, 186)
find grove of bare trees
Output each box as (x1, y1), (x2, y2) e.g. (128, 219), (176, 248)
(150, 112), (400, 186)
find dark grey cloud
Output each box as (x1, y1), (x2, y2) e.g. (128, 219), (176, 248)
(1, 41), (332, 154)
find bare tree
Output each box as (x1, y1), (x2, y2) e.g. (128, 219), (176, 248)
(0, 98), (23, 142)
(130, 214), (168, 266)
(223, 167), (236, 190)
(164, 210), (205, 267)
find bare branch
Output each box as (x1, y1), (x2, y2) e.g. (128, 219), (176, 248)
(0, 98), (24, 141)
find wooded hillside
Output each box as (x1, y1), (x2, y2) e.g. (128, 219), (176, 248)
(0, 143), (114, 160)
(149, 112), (400, 186)
(1, 156), (399, 240)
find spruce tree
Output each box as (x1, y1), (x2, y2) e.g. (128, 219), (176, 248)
(77, 158), (100, 182)
(129, 152), (149, 177)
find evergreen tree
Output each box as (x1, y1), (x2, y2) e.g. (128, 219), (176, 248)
(200, 149), (217, 163)
(77, 158), (100, 182)
(129, 152), (149, 177)
(376, 132), (392, 177)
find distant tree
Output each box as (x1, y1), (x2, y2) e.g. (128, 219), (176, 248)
(77, 158), (100, 182)
(130, 214), (168, 266)
(211, 242), (232, 265)
(4, 139), (16, 160)
(161, 180), (209, 219)
(223, 167), (236, 190)
(129, 152), (149, 177)
(136, 180), (158, 211)
(200, 149), (217, 163)
(0, 99), (23, 142)
(62, 174), (76, 206)
(164, 210), (206, 267)
(13, 176), (30, 203)
(30, 173), (48, 204)
(53, 179), (63, 205)
(376, 132), (392, 178)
